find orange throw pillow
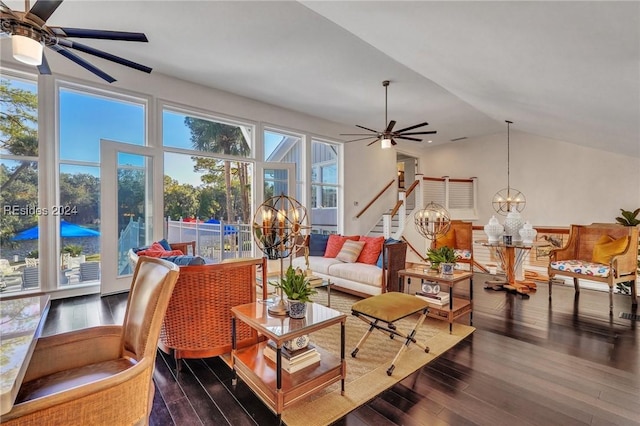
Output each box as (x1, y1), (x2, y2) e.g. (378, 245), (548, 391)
(592, 235), (627, 264)
(357, 235), (385, 264)
(324, 235), (359, 258)
(138, 242), (184, 258)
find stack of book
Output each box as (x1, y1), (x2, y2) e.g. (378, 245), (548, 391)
(306, 275), (324, 287)
(415, 291), (450, 305)
(263, 340), (321, 373)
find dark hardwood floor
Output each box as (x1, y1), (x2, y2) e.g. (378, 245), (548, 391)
(42, 275), (640, 425)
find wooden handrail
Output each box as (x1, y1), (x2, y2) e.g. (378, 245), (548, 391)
(355, 179), (396, 219)
(404, 179), (420, 199)
(389, 200), (403, 218)
(401, 236), (427, 262)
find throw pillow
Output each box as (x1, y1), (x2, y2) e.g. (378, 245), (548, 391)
(309, 234), (330, 256)
(324, 235), (359, 258)
(161, 255), (206, 266)
(158, 239), (172, 251)
(435, 229), (456, 249)
(592, 235), (627, 264)
(336, 240), (366, 263)
(357, 235), (385, 265)
(376, 238), (403, 268)
(138, 242), (183, 258)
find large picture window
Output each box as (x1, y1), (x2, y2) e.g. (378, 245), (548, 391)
(310, 140), (339, 234)
(1, 75), (39, 292)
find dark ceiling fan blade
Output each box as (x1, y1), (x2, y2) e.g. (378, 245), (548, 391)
(394, 121), (429, 133)
(355, 124), (379, 134)
(49, 44), (116, 83)
(339, 133), (380, 136)
(399, 130), (437, 136)
(345, 136), (380, 143)
(49, 27), (148, 42)
(25, 0), (63, 24)
(391, 139), (397, 146)
(57, 39), (152, 73)
(366, 138), (381, 146)
(37, 53), (51, 74)
(396, 136), (423, 142)
(385, 120), (396, 132)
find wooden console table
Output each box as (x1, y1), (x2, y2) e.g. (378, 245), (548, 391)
(398, 269), (473, 333)
(230, 301), (346, 419)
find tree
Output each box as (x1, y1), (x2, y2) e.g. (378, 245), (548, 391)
(184, 117), (250, 223)
(163, 176), (199, 219)
(0, 78), (38, 193)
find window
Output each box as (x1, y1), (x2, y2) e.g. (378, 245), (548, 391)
(163, 109), (252, 158)
(1, 75), (39, 292)
(58, 85), (146, 287)
(422, 177), (478, 220)
(264, 129), (304, 201)
(310, 140), (339, 234)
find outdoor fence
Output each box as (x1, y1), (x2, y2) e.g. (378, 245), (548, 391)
(165, 217), (254, 263)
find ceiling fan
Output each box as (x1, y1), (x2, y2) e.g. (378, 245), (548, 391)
(341, 80), (437, 148)
(0, 0), (151, 83)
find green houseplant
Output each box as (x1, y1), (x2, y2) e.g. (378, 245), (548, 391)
(615, 208), (640, 295)
(270, 266), (317, 318)
(426, 246), (459, 273)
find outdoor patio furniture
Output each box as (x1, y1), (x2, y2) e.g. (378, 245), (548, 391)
(78, 261), (100, 282)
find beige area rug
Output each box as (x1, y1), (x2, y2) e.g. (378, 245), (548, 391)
(280, 290), (475, 426)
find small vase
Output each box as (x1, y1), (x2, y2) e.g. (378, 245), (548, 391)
(484, 215), (504, 244)
(288, 300), (307, 319)
(519, 221), (537, 245)
(504, 211), (524, 243)
(441, 263), (455, 275)
(284, 334), (309, 351)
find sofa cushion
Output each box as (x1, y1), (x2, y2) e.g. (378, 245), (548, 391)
(592, 235), (627, 264)
(357, 235), (384, 265)
(292, 256), (343, 275)
(309, 234), (330, 256)
(324, 235), (359, 258)
(336, 240), (365, 263)
(549, 259), (610, 278)
(327, 262), (382, 287)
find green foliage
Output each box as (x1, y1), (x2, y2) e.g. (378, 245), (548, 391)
(615, 208), (640, 226)
(270, 266), (317, 303)
(426, 246), (459, 268)
(62, 244), (83, 256)
(26, 250), (38, 259)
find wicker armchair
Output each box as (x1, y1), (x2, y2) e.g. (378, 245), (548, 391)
(2, 256), (179, 426)
(129, 251), (266, 368)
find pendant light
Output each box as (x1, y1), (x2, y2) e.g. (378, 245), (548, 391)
(492, 120), (526, 215)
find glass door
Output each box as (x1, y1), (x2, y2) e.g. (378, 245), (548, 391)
(100, 140), (162, 295)
(255, 162), (296, 206)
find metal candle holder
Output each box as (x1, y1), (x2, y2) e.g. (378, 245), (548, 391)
(252, 194), (309, 316)
(414, 202), (451, 241)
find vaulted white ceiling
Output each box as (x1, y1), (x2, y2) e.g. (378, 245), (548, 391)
(3, 1), (639, 157)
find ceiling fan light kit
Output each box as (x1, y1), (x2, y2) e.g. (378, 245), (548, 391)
(1, 0), (152, 83)
(341, 80), (437, 148)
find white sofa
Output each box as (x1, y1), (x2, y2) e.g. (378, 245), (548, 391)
(291, 240), (407, 297)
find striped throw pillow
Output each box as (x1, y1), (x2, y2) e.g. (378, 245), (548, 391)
(336, 240), (366, 263)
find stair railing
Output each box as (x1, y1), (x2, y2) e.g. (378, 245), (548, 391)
(355, 178), (396, 219)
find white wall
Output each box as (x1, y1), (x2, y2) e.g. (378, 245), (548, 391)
(418, 131), (640, 227)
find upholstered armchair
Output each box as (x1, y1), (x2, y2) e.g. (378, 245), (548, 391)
(1, 256), (179, 425)
(548, 223), (638, 314)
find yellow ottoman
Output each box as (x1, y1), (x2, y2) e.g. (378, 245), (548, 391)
(351, 292), (430, 376)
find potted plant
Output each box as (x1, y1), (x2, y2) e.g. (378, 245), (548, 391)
(615, 208), (640, 295)
(426, 246), (459, 274)
(270, 266), (317, 318)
